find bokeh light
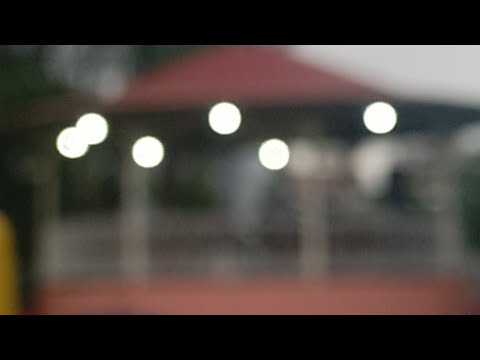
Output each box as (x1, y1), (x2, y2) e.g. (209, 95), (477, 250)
(56, 127), (89, 159)
(75, 113), (109, 145)
(208, 102), (242, 135)
(363, 102), (397, 134)
(132, 136), (164, 168)
(258, 138), (290, 170)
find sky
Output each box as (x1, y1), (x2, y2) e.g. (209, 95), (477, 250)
(285, 45), (480, 108)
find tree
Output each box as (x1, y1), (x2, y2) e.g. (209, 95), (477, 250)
(0, 45), (202, 105)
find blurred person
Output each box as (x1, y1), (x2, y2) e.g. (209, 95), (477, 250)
(0, 210), (20, 315)
(0, 147), (36, 314)
(383, 167), (415, 210)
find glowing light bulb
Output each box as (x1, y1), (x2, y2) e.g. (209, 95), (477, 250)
(363, 102), (397, 134)
(132, 136), (164, 168)
(76, 113), (109, 145)
(258, 138), (290, 170)
(56, 127), (89, 159)
(208, 102), (242, 135)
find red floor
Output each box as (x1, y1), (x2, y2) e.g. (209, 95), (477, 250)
(32, 275), (480, 315)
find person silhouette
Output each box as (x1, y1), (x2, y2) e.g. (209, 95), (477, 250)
(384, 168), (412, 210)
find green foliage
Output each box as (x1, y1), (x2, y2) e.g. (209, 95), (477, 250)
(0, 46), (65, 103)
(0, 45), (203, 104)
(161, 175), (215, 209)
(459, 158), (480, 250)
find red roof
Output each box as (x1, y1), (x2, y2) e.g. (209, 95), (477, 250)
(110, 45), (386, 112)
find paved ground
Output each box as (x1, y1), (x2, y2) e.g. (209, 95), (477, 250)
(31, 275), (480, 314)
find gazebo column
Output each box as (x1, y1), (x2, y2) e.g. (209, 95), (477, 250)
(432, 146), (465, 275)
(33, 149), (62, 284)
(120, 141), (150, 282)
(289, 140), (331, 277)
(296, 178), (330, 277)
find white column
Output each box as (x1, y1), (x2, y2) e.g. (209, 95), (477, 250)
(433, 149), (465, 275)
(296, 177), (329, 277)
(120, 145), (150, 281)
(289, 140), (331, 277)
(33, 153), (61, 283)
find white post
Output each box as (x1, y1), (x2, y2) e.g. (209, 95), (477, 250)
(289, 140), (331, 278)
(34, 153), (61, 283)
(120, 145), (150, 281)
(296, 178), (329, 277)
(433, 148), (465, 275)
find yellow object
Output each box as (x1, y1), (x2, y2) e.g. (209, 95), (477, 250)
(0, 211), (19, 315)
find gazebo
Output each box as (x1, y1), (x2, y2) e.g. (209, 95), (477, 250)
(32, 45), (480, 314)
(100, 45), (391, 278)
